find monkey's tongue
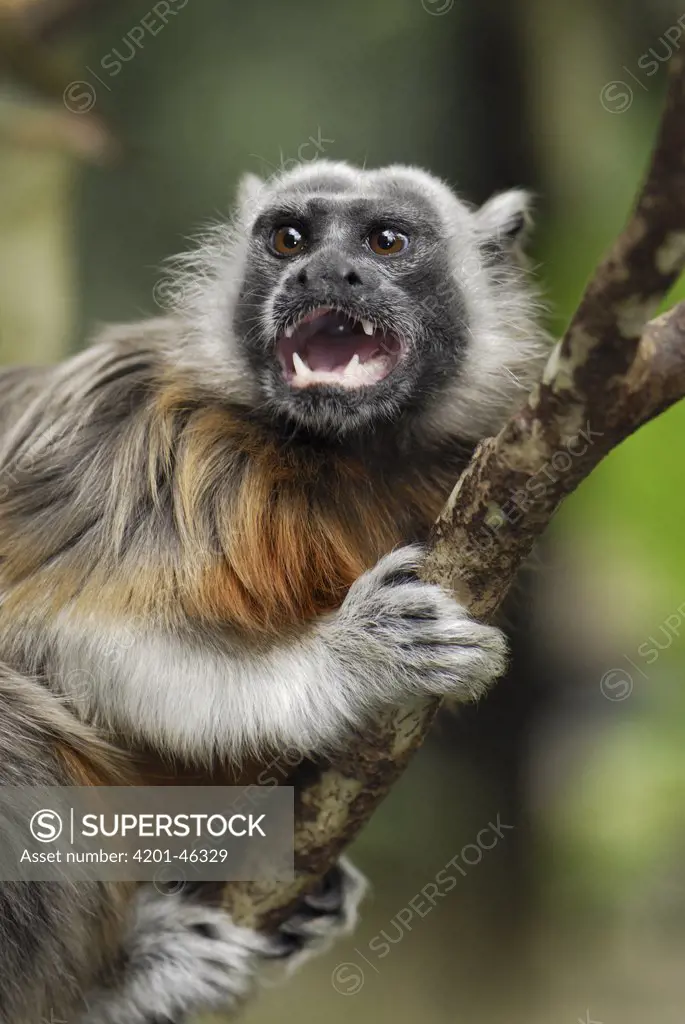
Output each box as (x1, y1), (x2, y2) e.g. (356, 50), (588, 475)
(288, 334), (399, 388)
(305, 335), (378, 372)
(277, 308), (403, 388)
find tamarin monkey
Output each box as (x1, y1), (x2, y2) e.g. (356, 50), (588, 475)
(0, 161), (548, 1023)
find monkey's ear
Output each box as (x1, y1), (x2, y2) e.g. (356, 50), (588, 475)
(475, 189), (532, 254)
(235, 172), (265, 218)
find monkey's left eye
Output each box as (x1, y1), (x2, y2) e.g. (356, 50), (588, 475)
(366, 228), (410, 256)
(270, 225), (306, 256)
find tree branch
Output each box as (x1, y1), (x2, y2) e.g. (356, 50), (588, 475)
(223, 57), (685, 931)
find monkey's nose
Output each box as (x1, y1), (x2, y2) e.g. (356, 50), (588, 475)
(295, 253), (364, 290)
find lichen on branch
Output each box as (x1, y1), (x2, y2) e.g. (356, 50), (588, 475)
(224, 58), (685, 932)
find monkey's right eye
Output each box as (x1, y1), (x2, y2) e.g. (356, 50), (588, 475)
(270, 225), (306, 256)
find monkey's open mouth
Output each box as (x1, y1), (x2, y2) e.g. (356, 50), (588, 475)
(276, 307), (404, 389)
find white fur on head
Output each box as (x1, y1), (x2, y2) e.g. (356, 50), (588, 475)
(169, 160), (549, 441)
(476, 189), (530, 241)
(235, 172), (266, 225)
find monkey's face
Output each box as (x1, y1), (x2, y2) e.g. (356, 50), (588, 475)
(180, 163), (543, 444)
(231, 172), (473, 437)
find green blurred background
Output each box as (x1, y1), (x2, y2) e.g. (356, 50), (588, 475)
(2, 0), (685, 1020)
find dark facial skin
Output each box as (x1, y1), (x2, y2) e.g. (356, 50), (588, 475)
(232, 179), (470, 439)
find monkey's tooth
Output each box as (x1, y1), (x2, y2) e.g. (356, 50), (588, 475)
(292, 352), (310, 377)
(361, 320), (374, 336)
(345, 354), (361, 375)
(285, 326), (295, 339)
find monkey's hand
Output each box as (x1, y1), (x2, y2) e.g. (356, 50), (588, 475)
(272, 856), (367, 966)
(80, 858), (366, 1024)
(331, 544), (507, 706)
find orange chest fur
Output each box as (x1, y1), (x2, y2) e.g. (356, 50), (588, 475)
(0, 402), (456, 638)
(175, 415), (453, 636)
